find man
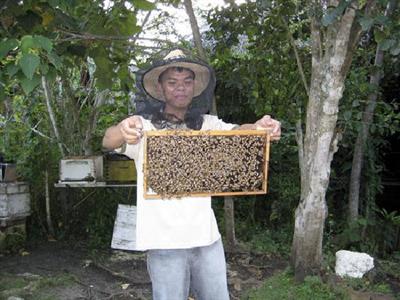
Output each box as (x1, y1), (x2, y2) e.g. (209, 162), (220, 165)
(103, 49), (281, 300)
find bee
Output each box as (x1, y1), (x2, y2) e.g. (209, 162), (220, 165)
(146, 131), (267, 198)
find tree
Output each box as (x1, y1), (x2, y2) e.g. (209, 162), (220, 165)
(291, 0), (378, 280)
(348, 0), (398, 221)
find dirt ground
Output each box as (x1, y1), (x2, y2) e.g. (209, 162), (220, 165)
(0, 240), (287, 300)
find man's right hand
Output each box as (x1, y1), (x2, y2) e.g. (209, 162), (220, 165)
(118, 115), (143, 144)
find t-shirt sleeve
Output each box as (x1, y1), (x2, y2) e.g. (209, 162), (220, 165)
(201, 114), (239, 130)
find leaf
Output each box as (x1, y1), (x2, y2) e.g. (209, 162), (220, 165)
(374, 29), (385, 43)
(390, 42), (400, 56)
(380, 39), (395, 51)
(131, 0), (155, 10)
(0, 38), (18, 59)
(19, 53), (40, 79)
(48, 0), (60, 8)
(374, 15), (389, 26)
(20, 35), (35, 53)
(47, 52), (62, 69)
(40, 63), (49, 75)
(6, 64), (19, 77)
(343, 110), (352, 121)
(359, 16), (374, 31)
(121, 283), (130, 290)
(322, 1), (351, 27)
(41, 11), (54, 26)
(33, 35), (53, 53)
(0, 85), (5, 101)
(20, 75), (41, 94)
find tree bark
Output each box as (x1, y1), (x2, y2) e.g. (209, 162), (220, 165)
(291, 2), (361, 281)
(224, 196), (237, 252)
(348, 0), (397, 221)
(183, 0), (207, 61)
(45, 169), (55, 238)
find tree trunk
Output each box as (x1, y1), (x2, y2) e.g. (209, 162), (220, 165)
(183, 0), (237, 249)
(183, 0), (207, 61)
(348, 0), (397, 221)
(292, 2), (361, 281)
(45, 169), (55, 238)
(224, 196), (237, 251)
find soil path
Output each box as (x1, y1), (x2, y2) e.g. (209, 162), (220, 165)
(0, 241), (287, 300)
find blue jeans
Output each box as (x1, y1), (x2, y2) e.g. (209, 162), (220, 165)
(147, 239), (230, 300)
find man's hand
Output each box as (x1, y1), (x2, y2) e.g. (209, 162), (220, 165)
(255, 115), (281, 141)
(118, 115), (143, 144)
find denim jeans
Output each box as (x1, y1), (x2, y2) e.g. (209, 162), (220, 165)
(147, 239), (230, 300)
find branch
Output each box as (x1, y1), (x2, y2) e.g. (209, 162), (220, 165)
(333, 3), (359, 79)
(41, 76), (66, 157)
(30, 127), (52, 140)
(133, 10), (152, 44)
(56, 29), (169, 44)
(281, 17), (309, 96)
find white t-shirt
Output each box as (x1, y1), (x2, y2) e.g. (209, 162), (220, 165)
(118, 114), (236, 250)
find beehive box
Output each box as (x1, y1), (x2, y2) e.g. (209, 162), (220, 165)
(0, 182), (31, 221)
(105, 154), (137, 182)
(0, 163), (17, 182)
(143, 130), (270, 199)
(59, 156), (103, 182)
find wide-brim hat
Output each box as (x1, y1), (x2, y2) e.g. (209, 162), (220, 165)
(142, 49), (211, 102)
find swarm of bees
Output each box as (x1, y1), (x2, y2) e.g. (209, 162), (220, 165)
(144, 130), (269, 198)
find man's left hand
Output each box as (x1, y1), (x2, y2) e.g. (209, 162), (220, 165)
(255, 115), (281, 141)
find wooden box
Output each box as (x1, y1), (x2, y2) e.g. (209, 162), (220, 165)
(0, 182), (31, 223)
(143, 130), (270, 199)
(105, 160), (137, 182)
(59, 156), (103, 182)
(0, 163), (17, 182)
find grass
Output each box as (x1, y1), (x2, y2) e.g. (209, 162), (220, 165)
(244, 270), (349, 300)
(0, 273), (77, 300)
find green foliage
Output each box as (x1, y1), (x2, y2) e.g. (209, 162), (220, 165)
(245, 270), (348, 300)
(86, 190), (120, 250)
(207, 1), (309, 123)
(332, 208), (400, 257)
(0, 0), (149, 245)
(241, 226), (292, 257)
(0, 0), (155, 94)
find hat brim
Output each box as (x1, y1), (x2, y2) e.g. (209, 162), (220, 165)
(142, 61), (210, 102)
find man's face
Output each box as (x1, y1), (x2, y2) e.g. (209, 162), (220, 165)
(158, 68), (195, 112)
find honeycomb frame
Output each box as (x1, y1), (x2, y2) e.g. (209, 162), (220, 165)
(143, 130), (270, 199)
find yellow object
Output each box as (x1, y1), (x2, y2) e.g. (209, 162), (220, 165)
(106, 160), (137, 182)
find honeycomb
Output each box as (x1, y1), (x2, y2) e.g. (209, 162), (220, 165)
(144, 130), (269, 198)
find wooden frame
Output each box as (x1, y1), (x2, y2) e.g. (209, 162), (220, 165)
(143, 130), (270, 199)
